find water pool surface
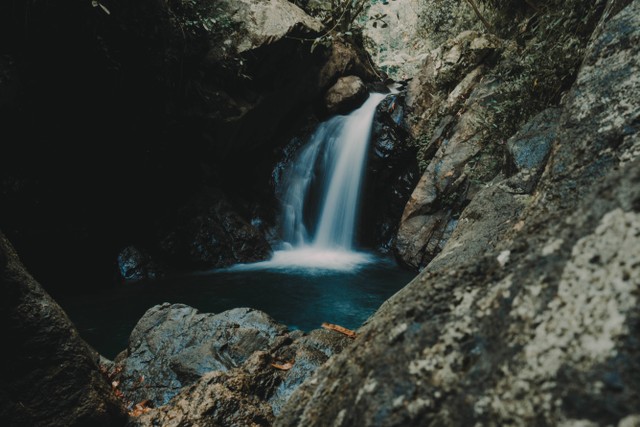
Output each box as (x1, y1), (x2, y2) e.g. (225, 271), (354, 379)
(59, 256), (415, 359)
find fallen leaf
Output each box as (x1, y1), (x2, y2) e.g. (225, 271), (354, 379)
(129, 400), (152, 417)
(321, 322), (357, 338)
(271, 360), (295, 371)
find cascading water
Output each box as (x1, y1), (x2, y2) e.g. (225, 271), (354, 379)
(281, 93), (387, 251)
(233, 92), (388, 271)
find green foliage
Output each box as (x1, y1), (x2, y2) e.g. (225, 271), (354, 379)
(169, 0), (238, 41)
(299, 0), (389, 53)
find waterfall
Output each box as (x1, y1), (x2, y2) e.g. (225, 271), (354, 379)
(281, 93), (387, 251)
(230, 92), (387, 271)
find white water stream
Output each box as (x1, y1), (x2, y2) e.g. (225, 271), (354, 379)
(235, 92), (388, 271)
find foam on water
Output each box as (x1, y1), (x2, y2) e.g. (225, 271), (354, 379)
(228, 248), (375, 273)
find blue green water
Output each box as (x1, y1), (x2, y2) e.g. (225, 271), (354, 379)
(58, 257), (414, 359)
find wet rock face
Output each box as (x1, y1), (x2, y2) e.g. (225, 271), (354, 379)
(276, 2), (640, 425)
(0, 232), (126, 426)
(324, 76), (368, 115)
(393, 31), (505, 269)
(117, 246), (164, 283)
(157, 189), (272, 270)
(115, 304), (351, 426)
(361, 93), (420, 251)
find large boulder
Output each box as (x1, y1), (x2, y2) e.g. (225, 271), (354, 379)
(113, 304), (351, 426)
(276, 2), (640, 425)
(115, 304), (288, 406)
(324, 75), (368, 115)
(117, 246), (164, 283)
(0, 232), (126, 426)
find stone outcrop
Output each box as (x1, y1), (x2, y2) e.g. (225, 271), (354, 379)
(117, 246), (164, 283)
(324, 76), (368, 115)
(361, 92), (420, 251)
(277, 2), (640, 425)
(156, 189), (272, 270)
(394, 30), (503, 268)
(0, 232), (126, 426)
(394, 0), (607, 269)
(114, 304), (288, 406)
(112, 304), (351, 426)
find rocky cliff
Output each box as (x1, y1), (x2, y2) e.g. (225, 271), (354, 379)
(392, 0), (610, 269)
(277, 1), (640, 425)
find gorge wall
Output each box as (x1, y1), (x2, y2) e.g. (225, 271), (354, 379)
(278, 0), (640, 425)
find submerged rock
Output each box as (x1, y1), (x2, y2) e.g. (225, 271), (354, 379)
(0, 232), (126, 426)
(276, 2), (640, 425)
(324, 76), (368, 115)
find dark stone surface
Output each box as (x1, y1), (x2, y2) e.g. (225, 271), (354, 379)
(115, 304), (288, 406)
(115, 304), (351, 426)
(0, 231), (126, 426)
(117, 246), (164, 283)
(276, 3), (640, 425)
(361, 93), (420, 251)
(156, 188), (273, 270)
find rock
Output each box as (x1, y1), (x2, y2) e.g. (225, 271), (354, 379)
(360, 93), (420, 251)
(276, 2), (640, 425)
(506, 108), (559, 175)
(0, 232), (126, 426)
(324, 76), (368, 115)
(395, 75), (502, 268)
(119, 305), (351, 426)
(115, 304), (288, 406)
(405, 30), (503, 138)
(390, 30), (507, 269)
(131, 366), (276, 427)
(157, 189), (272, 270)
(117, 246), (164, 283)
(393, 0), (609, 270)
(317, 39), (382, 90)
